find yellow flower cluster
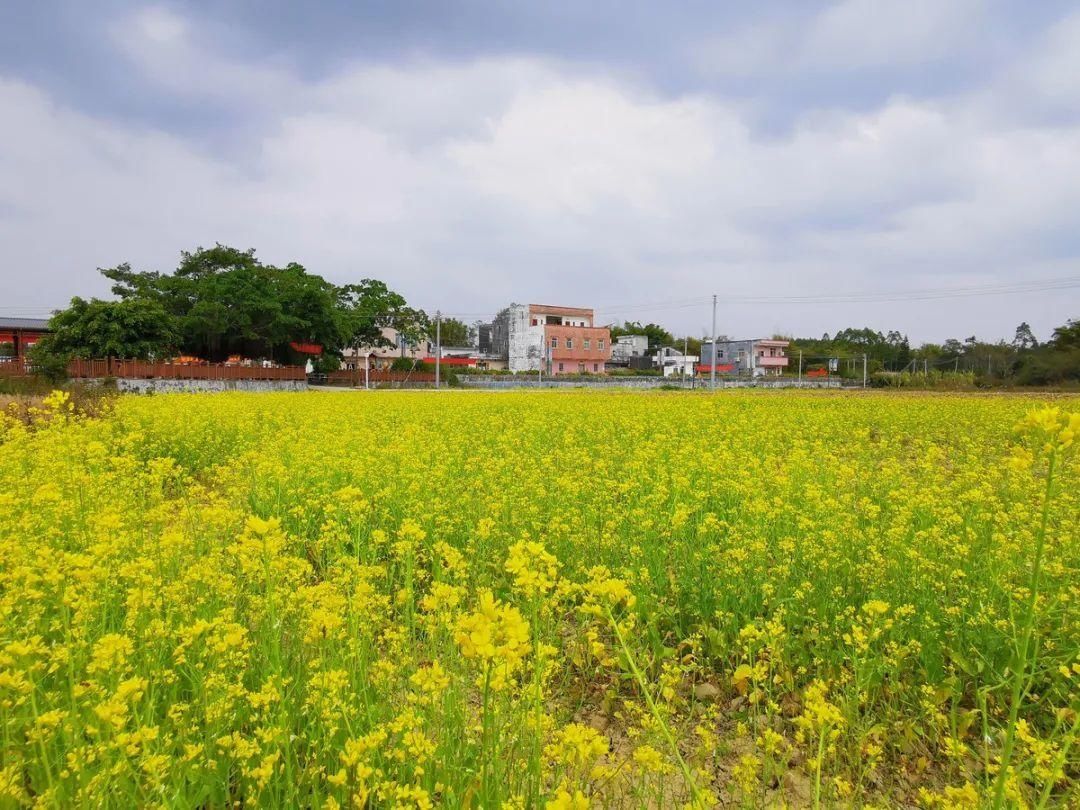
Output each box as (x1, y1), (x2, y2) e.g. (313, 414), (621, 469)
(454, 590), (530, 689)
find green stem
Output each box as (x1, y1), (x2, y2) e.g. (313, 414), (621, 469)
(529, 599), (542, 806)
(813, 729), (826, 810)
(992, 450), (1056, 809)
(481, 664), (492, 805)
(606, 608), (703, 808)
(1036, 703), (1078, 810)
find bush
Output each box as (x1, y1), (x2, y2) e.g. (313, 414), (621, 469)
(27, 341), (71, 384)
(1014, 349), (1080, 386)
(311, 354), (341, 374)
(390, 357), (432, 373)
(870, 370), (976, 390)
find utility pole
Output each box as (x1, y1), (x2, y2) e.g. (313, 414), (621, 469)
(435, 310), (441, 389)
(798, 350), (802, 383)
(365, 351), (370, 390)
(683, 335), (688, 384)
(862, 353), (867, 389)
(710, 294), (717, 391)
(924, 358), (928, 375)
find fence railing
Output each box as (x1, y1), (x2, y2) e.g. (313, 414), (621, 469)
(0, 358), (306, 381)
(0, 358), (29, 377)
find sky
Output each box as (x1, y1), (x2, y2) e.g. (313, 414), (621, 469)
(1, 1), (1078, 344)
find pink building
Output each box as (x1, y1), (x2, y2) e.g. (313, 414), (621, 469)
(527, 305), (610, 375)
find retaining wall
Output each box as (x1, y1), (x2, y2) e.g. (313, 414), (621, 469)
(458, 376), (846, 390)
(113, 378), (309, 394)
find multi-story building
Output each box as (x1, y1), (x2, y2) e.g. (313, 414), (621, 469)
(699, 338), (790, 376)
(492, 304), (611, 374)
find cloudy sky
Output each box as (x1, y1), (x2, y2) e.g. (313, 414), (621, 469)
(1, 1), (1078, 343)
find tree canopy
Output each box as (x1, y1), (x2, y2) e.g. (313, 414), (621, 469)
(39, 245), (424, 364)
(34, 297), (180, 360)
(436, 317), (471, 347)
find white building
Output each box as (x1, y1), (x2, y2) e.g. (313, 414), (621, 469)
(611, 334), (648, 363)
(652, 346), (699, 377)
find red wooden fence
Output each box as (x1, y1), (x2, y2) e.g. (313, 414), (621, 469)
(0, 358), (306, 381)
(0, 358), (29, 377)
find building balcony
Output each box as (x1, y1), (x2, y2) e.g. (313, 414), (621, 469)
(756, 355), (789, 367)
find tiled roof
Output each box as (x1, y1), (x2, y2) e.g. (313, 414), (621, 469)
(0, 318), (51, 330)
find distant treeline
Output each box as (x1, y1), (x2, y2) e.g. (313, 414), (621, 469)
(783, 322), (1080, 385)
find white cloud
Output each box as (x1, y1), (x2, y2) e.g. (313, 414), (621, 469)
(1, 6), (1078, 343)
(133, 5), (187, 44)
(694, 0), (988, 79)
(995, 11), (1080, 120)
(803, 0), (986, 69)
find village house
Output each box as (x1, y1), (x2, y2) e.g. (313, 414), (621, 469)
(608, 334), (653, 370)
(340, 326), (431, 371)
(699, 338), (790, 377)
(652, 346), (699, 377)
(492, 304), (611, 374)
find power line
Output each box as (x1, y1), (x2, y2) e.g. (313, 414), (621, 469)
(4, 275), (1076, 321)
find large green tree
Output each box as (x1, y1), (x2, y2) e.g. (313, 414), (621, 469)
(34, 297), (180, 361)
(102, 246), (346, 362)
(42, 245), (421, 366)
(336, 280), (428, 353)
(436, 317), (471, 347)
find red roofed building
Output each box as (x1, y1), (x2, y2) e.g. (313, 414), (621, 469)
(0, 318), (50, 359)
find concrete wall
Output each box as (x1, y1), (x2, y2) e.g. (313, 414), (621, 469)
(114, 378), (308, 394)
(458, 375), (843, 390)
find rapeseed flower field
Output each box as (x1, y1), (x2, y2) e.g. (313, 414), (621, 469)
(0, 390), (1077, 808)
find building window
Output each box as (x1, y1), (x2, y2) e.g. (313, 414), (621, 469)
(598, 340), (605, 351)
(593, 363), (598, 372)
(566, 338), (573, 349)
(551, 337), (558, 348)
(584, 339), (590, 349)
(718, 350), (724, 358)
(558, 362), (564, 372)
